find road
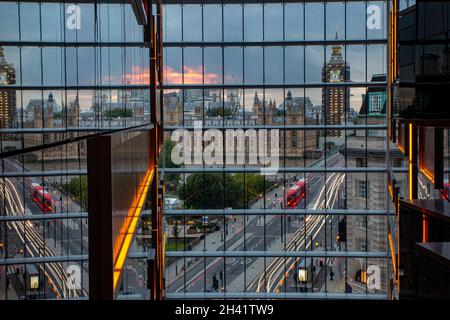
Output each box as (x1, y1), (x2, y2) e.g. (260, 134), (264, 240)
(166, 153), (346, 293)
(0, 159), (88, 299)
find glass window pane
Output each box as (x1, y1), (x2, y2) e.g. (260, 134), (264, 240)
(347, 45), (366, 82)
(224, 47), (243, 84)
(367, 44), (387, 81)
(284, 3), (304, 41)
(41, 3), (63, 42)
(305, 46), (324, 83)
(183, 5), (202, 42)
(0, 2), (19, 41)
(244, 4), (263, 42)
(184, 47), (203, 84)
(20, 2), (41, 41)
(21, 47), (41, 86)
(305, 3), (324, 40)
(99, 3), (124, 42)
(347, 2), (366, 40)
(264, 3), (283, 42)
(265, 47), (283, 85)
(285, 46), (304, 84)
(204, 47), (222, 85)
(368, 1), (387, 39)
(224, 4), (243, 42)
(164, 5), (182, 42)
(0, 47), (20, 86)
(203, 4), (222, 42)
(42, 47), (64, 86)
(326, 2), (345, 40)
(244, 47), (263, 85)
(164, 47), (182, 84)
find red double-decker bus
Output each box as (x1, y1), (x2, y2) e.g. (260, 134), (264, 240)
(286, 180), (307, 208)
(30, 183), (54, 213)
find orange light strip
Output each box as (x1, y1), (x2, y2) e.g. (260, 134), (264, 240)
(113, 168), (154, 291)
(408, 123), (414, 200)
(420, 166), (435, 185)
(388, 232), (397, 280)
(388, 180), (394, 199)
(422, 214), (429, 243)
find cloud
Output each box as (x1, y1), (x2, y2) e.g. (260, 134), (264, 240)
(124, 66), (150, 85)
(163, 65), (220, 84)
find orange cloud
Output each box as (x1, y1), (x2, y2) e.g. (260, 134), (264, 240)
(124, 66), (150, 85)
(115, 64), (220, 85)
(163, 65), (220, 84)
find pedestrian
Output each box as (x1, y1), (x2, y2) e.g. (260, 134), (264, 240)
(330, 269), (335, 281)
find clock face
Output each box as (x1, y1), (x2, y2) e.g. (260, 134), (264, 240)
(330, 70), (341, 83)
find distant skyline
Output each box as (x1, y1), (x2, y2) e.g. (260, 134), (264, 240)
(0, 2), (386, 113)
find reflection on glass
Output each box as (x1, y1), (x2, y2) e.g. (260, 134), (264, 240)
(0, 2), (19, 41)
(264, 3), (284, 41)
(224, 4), (243, 42)
(184, 47), (203, 85)
(305, 3), (324, 40)
(183, 5), (202, 42)
(20, 2), (41, 42)
(346, 2), (366, 40)
(203, 4), (222, 42)
(265, 47), (283, 84)
(244, 4), (263, 42)
(164, 5), (182, 42)
(224, 47), (243, 84)
(285, 46), (304, 84)
(284, 3), (304, 41)
(244, 47), (263, 84)
(326, 2), (345, 40)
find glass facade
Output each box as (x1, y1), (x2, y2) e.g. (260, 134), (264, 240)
(161, 1), (398, 299)
(5, 0), (446, 301)
(0, 1), (156, 300)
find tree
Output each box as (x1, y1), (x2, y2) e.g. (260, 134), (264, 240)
(159, 140), (181, 188)
(234, 173), (273, 207)
(209, 107), (234, 118)
(180, 173), (242, 209)
(159, 140), (180, 169)
(64, 176), (88, 208)
(172, 220), (180, 238)
(103, 109), (133, 118)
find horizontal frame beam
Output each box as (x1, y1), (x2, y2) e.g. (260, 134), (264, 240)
(164, 209), (391, 216)
(162, 0), (385, 5)
(165, 292), (388, 300)
(0, 127), (149, 134)
(162, 82), (387, 90)
(162, 167), (389, 173)
(165, 251), (388, 258)
(0, 255), (88, 266)
(0, 170), (87, 178)
(0, 212), (88, 222)
(164, 124), (388, 131)
(163, 39), (387, 47)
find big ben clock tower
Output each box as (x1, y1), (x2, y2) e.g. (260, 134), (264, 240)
(322, 32), (350, 137)
(0, 46), (16, 129)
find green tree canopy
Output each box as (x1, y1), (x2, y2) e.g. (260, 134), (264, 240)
(103, 109), (133, 118)
(180, 173), (272, 209)
(64, 176), (88, 208)
(180, 173), (243, 209)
